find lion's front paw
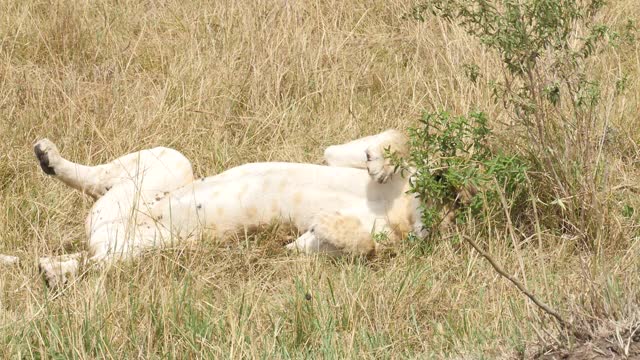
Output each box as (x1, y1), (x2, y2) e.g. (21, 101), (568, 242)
(365, 150), (393, 184)
(34, 139), (61, 176)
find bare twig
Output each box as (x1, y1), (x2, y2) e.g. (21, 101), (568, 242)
(461, 234), (590, 340)
(611, 184), (640, 195)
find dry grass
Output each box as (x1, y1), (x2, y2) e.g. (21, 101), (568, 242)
(1, 0), (640, 358)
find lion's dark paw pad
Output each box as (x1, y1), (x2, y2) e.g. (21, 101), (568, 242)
(34, 140), (58, 175)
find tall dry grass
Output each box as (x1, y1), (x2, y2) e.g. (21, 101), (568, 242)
(1, 0), (640, 358)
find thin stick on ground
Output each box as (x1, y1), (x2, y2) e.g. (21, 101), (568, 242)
(461, 234), (590, 341)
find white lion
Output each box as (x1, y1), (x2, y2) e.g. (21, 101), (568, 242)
(5, 130), (430, 288)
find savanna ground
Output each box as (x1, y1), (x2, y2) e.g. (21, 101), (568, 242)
(1, 0), (640, 358)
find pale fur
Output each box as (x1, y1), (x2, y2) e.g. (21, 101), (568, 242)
(2, 130), (423, 289)
(286, 212), (376, 256)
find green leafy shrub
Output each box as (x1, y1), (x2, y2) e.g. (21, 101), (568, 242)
(395, 110), (528, 234)
(406, 0), (636, 246)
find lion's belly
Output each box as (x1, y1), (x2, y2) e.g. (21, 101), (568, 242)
(150, 163), (393, 238)
(85, 183), (167, 256)
(152, 181), (368, 238)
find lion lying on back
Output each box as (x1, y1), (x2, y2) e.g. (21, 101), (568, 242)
(3, 130), (427, 288)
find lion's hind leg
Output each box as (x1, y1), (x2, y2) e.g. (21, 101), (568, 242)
(0, 254), (19, 266)
(38, 252), (85, 290)
(34, 139), (194, 199)
(286, 212), (376, 257)
(34, 138), (110, 198)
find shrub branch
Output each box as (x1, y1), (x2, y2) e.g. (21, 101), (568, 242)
(461, 234), (590, 340)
